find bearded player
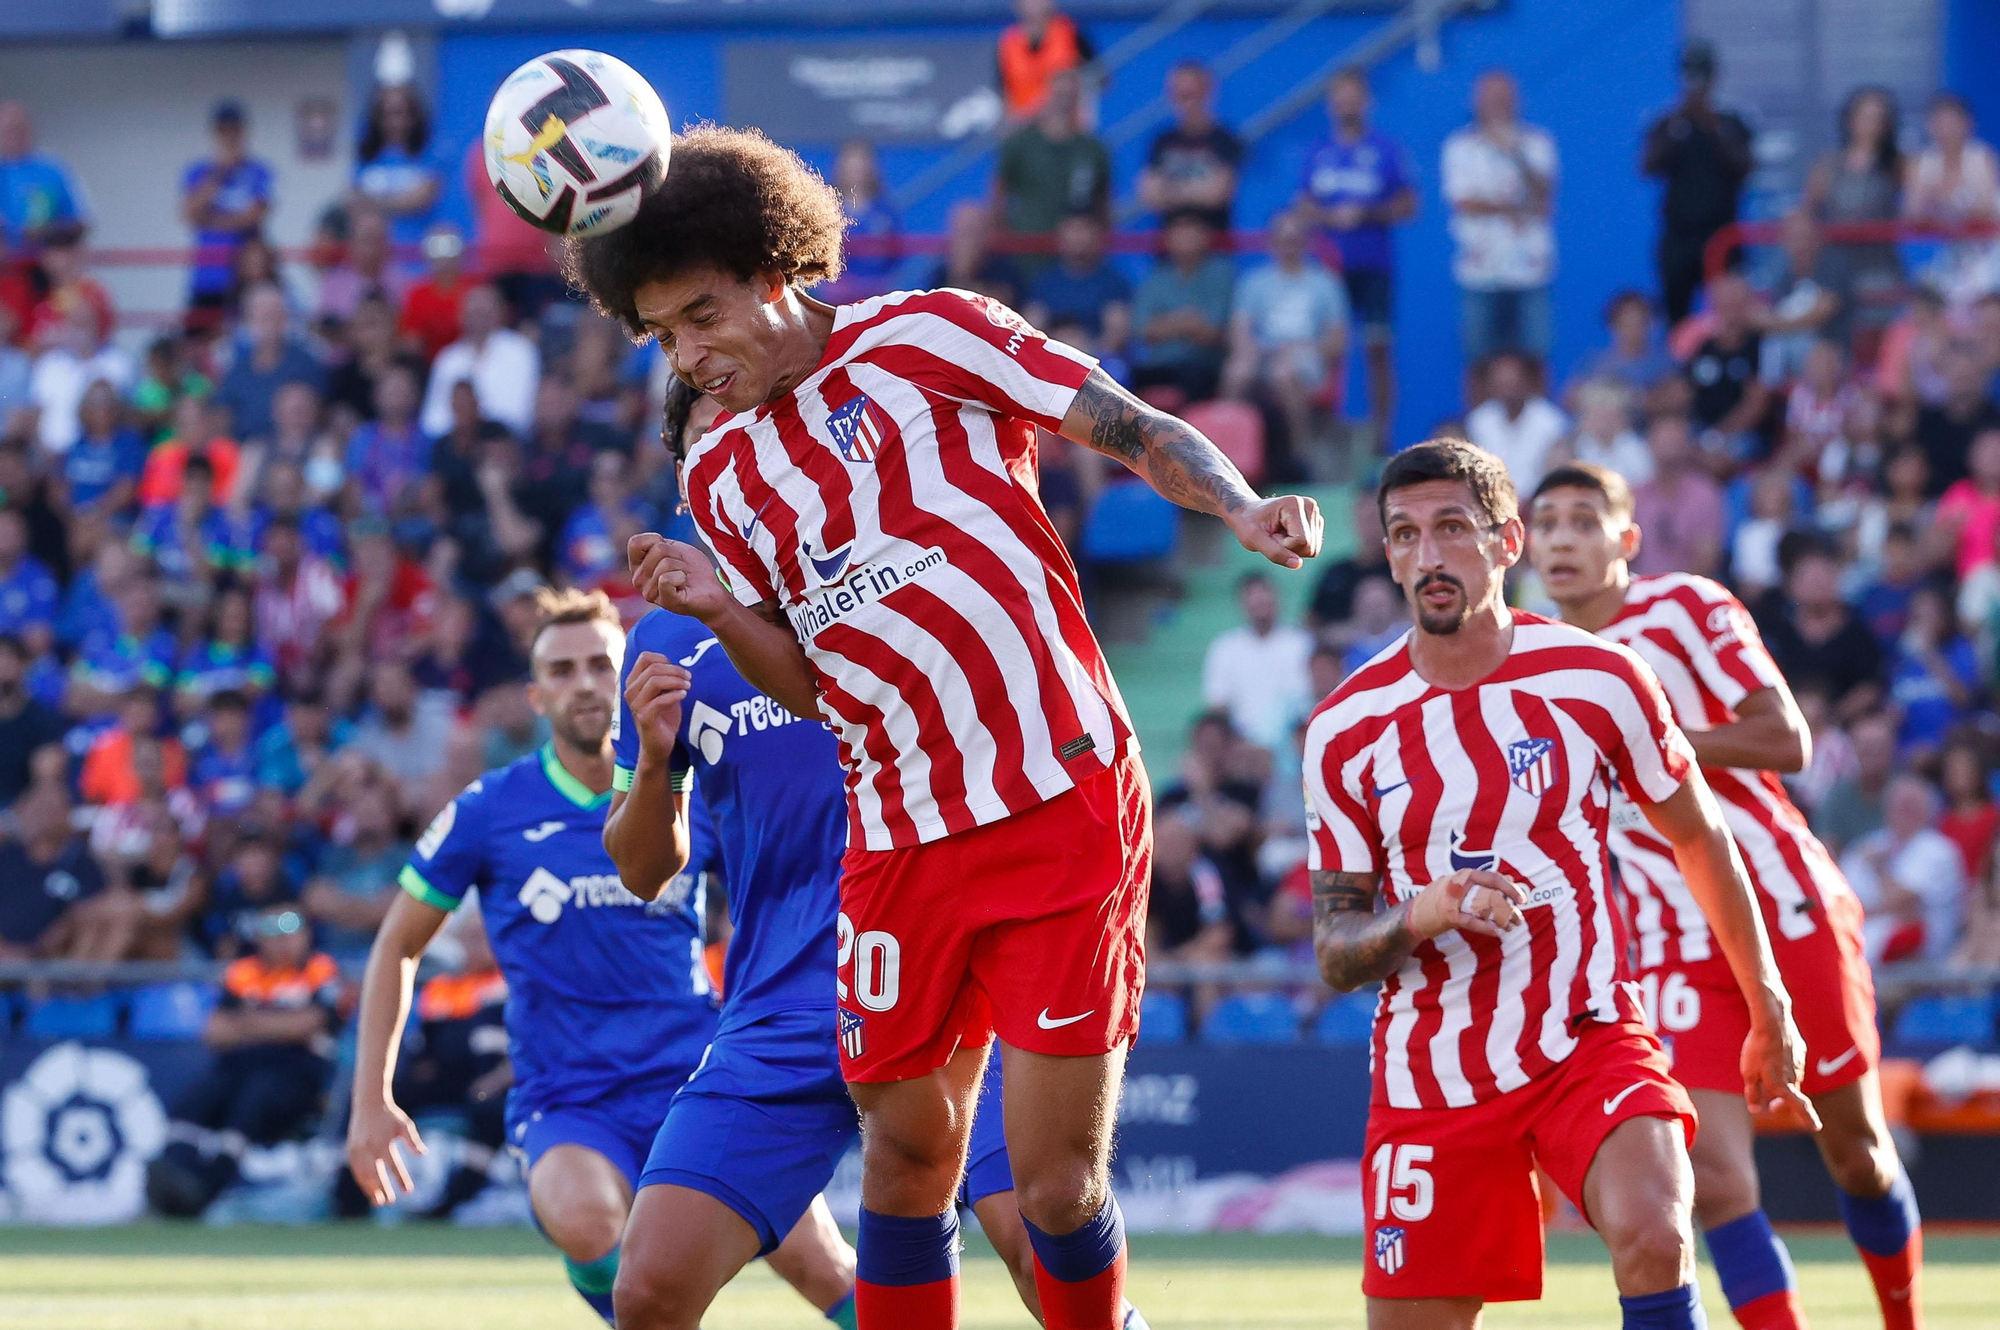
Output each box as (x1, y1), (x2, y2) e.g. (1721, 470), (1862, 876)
(566, 125), (1321, 1330)
(1304, 440), (1812, 1330)
(1527, 462), (1924, 1330)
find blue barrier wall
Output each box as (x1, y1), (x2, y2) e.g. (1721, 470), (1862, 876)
(435, 0), (1679, 445)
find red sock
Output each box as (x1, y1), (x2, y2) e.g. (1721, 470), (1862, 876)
(1856, 1233), (1922, 1330)
(854, 1277), (958, 1329)
(1732, 1288), (1809, 1330)
(1030, 1246), (1127, 1330)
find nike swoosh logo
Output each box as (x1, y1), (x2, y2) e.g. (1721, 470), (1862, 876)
(1037, 1008), (1096, 1030)
(1815, 1046), (1861, 1076)
(1603, 1082), (1647, 1115)
(1372, 779), (1410, 799)
(522, 821), (565, 843)
(678, 637), (721, 668)
(807, 542), (852, 584)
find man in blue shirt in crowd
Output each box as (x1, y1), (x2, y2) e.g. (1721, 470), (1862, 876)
(599, 385), (1147, 1330)
(1297, 68), (1415, 448)
(0, 102), (85, 252)
(180, 101), (273, 324)
(347, 588), (854, 1325)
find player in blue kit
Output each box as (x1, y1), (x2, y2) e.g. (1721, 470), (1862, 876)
(602, 384), (1147, 1330)
(346, 588), (854, 1325)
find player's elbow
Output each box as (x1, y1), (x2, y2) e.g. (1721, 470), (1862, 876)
(1313, 940), (1364, 993)
(1773, 718), (1811, 773)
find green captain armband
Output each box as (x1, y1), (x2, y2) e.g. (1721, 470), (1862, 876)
(611, 763), (694, 794)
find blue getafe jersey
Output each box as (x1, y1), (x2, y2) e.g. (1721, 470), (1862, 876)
(400, 744), (717, 1115)
(613, 609), (847, 1055)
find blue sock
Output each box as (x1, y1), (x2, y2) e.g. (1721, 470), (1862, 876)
(1021, 1194), (1126, 1282)
(1704, 1210), (1797, 1310)
(825, 1288), (858, 1329)
(1620, 1283), (1707, 1329)
(855, 1206), (960, 1287)
(564, 1246), (620, 1326)
(1836, 1168), (1920, 1257)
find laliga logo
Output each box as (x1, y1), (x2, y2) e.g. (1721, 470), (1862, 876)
(518, 867), (574, 924)
(1, 1043), (168, 1225)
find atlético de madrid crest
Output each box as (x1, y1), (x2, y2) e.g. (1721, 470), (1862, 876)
(1507, 737), (1556, 797)
(1374, 1224), (1406, 1275)
(826, 394), (891, 464)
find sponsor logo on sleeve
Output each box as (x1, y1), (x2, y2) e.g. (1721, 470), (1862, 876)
(416, 801), (457, 860)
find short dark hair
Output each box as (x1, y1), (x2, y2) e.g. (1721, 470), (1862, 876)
(662, 374), (700, 459)
(185, 453), (216, 482)
(209, 689), (250, 714)
(1530, 462), (1634, 522)
(0, 633), (24, 662)
(564, 125), (847, 339)
(1235, 570), (1273, 594)
(1377, 439), (1519, 529)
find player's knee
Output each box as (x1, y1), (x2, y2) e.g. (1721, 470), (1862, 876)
(1601, 1209), (1693, 1289)
(612, 1257), (703, 1330)
(543, 1198), (627, 1267)
(1821, 1131), (1897, 1198)
(1012, 1158), (1109, 1235)
(859, 1129), (961, 1211)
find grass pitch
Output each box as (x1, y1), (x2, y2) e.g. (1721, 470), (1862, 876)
(0, 1224), (1992, 1328)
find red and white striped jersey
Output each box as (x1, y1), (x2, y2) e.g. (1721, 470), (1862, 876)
(1596, 574), (1856, 977)
(1302, 613), (1695, 1110)
(680, 288), (1132, 851)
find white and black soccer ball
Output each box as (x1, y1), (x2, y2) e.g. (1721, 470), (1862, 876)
(483, 49), (671, 238)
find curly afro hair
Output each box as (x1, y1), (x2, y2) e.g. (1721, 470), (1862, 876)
(563, 124), (847, 340)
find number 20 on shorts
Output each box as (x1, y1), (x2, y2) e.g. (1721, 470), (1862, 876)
(1371, 1143), (1434, 1222)
(837, 912), (902, 1012)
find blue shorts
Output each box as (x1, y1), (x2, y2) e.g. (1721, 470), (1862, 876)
(638, 1031), (859, 1255)
(959, 1051), (1014, 1208)
(1342, 267), (1395, 334)
(508, 1072), (691, 1190)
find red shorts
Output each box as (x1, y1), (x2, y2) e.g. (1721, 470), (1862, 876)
(1361, 1018), (1696, 1303)
(1640, 887), (1879, 1099)
(834, 753), (1152, 1084)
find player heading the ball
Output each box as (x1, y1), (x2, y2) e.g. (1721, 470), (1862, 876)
(1302, 439), (1811, 1330)
(564, 123), (1321, 1330)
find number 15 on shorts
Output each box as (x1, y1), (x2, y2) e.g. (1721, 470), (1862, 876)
(837, 912), (901, 1012)
(1371, 1143), (1434, 1222)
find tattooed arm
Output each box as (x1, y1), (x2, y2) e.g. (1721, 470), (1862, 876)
(1313, 871), (1418, 992)
(1313, 867), (1530, 992)
(1057, 367), (1325, 569)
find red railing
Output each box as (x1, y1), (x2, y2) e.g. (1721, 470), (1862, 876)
(70, 228), (1285, 332)
(1702, 217), (2000, 282)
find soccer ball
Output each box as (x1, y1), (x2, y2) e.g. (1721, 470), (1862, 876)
(483, 49), (671, 238)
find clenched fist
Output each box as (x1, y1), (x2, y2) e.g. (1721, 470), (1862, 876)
(629, 533), (734, 623)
